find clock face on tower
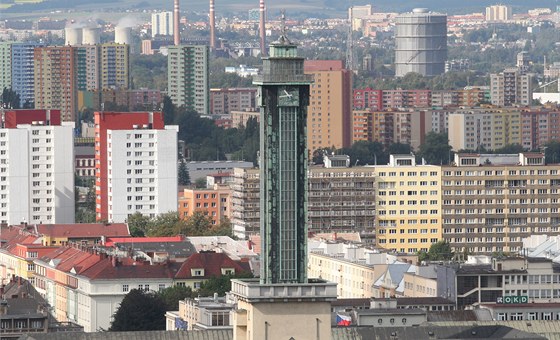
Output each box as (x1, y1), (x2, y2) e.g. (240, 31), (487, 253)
(278, 86), (299, 107)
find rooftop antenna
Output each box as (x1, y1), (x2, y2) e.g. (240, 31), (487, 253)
(276, 9), (291, 45)
(280, 9), (286, 37)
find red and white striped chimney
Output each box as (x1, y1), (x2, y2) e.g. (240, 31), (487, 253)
(174, 0), (180, 45)
(209, 0), (216, 49)
(259, 0), (266, 56)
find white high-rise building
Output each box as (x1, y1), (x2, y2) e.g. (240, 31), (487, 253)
(151, 12), (174, 38)
(0, 110), (74, 225)
(485, 5), (512, 22)
(95, 111), (177, 222)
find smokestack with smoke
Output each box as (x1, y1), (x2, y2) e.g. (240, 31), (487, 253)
(174, 0), (180, 45)
(259, 0), (266, 56)
(210, 0), (216, 49)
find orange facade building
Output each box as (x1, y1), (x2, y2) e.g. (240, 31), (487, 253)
(304, 60), (353, 152)
(178, 187), (232, 225)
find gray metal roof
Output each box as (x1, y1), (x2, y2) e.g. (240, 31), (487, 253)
(430, 321), (560, 340)
(18, 330), (233, 340)
(18, 325), (546, 340)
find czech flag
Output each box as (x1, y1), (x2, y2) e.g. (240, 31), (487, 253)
(336, 313), (352, 326)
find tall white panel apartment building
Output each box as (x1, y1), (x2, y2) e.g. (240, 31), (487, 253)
(95, 111), (177, 222)
(151, 12), (174, 38)
(0, 109), (74, 225)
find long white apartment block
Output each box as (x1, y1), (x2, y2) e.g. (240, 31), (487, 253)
(0, 120), (75, 225)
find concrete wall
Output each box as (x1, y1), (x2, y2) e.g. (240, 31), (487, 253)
(237, 300), (332, 340)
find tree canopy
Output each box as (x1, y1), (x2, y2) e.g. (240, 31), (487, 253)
(158, 285), (194, 311)
(126, 211), (234, 238)
(109, 289), (167, 331)
(1, 87), (20, 109)
(418, 241), (454, 262)
(178, 160), (190, 186)
(198, 271), (254, 297)
(417, 132), (453, 165)
(172, 108), (259, 165)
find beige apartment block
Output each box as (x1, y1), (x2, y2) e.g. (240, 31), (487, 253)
(442, 153), (560, 254)
(374, 155), (442, 254)
(403, 271), (438, 298)
(308, 251), (378, 298)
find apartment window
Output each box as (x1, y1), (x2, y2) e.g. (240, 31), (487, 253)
(122, 284), (129, 292)
(510, 313), (523, 321)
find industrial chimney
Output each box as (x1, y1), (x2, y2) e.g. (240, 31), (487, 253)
(174, 0), (180, 45)
(259, 0), (266, 56)
(209, 0), (216, 49)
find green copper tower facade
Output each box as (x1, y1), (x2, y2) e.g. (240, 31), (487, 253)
(254, 33), (312, 284)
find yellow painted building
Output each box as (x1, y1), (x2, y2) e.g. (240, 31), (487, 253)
(308, 252), (378, 298)
(403, 271), (438, 297)
(374, 154), (442, 253)
(491, 109), (521, 149)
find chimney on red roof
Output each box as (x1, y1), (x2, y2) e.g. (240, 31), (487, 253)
(111, 256), (118, 267)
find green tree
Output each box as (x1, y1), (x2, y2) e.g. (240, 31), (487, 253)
(162, 95), (175, 125)
(158, 285), (194, 310)
(126, 212), (151, 237)
(147, 212), (187, 237)
(178, 160), (190, 186)
(387, 143), (412, 155)
(545, 140), (560, 164)
(341, 140), (386, 166)
(419, 241), (454, 262)
(185, 211), (213, 236)
(494, 144), (524, 154)
(207, 217), (234, 238)
(75, 179), (96, 223)
(1, 87), (20, 109)
(194, 177), (207, 188)
(311, 147), (335, 165)
(198, 272), (254, 297)
(417, 132), (452, 165)
(109, 289), (167, 331)
(130, 54), (168, 90)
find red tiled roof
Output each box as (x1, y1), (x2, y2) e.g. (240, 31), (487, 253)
(80, 259), (181, 280)
(174, 251), (248, 279)
(37, 245), (182, 280)
(36, 223), (130, 238)
(103, 236), (183, 247)
(0, 227), (43, 258)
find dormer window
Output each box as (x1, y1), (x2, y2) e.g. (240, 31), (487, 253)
(222, 268), (234, 275)
(192, 269), (204, 276)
